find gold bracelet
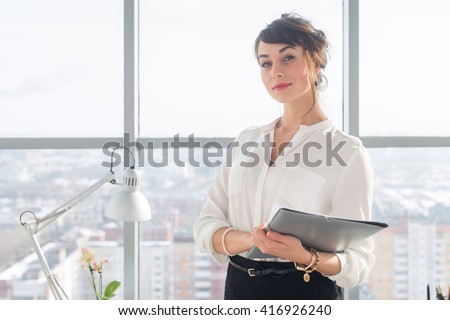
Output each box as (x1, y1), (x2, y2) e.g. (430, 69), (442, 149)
(221, 227), (234, 256)
(305, 248), (319, 272)
(310, 248), (320, 271)
(294, 250), (315, 271)
(294, 248), (320, 282)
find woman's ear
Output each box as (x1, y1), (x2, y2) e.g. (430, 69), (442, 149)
(315, 62), (321, 74)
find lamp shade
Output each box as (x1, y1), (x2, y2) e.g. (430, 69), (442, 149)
(104, 168), (151, 221)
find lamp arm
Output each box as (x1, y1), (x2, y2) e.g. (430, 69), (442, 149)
(21, 171), (117, 234)
(20, 170), (117, 300)
(28, 232), (68, 299)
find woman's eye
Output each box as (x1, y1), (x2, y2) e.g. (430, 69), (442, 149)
(260, 61), (272, 68)
(284, 55), (295, 62)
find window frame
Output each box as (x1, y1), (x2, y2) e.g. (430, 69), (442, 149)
(1, 0), (449, 300)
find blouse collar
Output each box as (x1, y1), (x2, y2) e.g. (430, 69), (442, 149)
(260, 117), (334, 135)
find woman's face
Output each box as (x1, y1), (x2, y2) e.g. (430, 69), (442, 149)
(257, 42), (312, 104)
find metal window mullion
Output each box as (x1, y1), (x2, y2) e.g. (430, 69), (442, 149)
(136, 137), (234, 149)
(361, 136), (450, 148)
(123, 0), (140, 300)
(343, 0), (360, 300)
(343, 0), (359, 137)
(0, 138), (122, 149)
(2, 136), (450, 150)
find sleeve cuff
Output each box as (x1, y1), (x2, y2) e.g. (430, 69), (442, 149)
(206, 222), (230, 265)
(327, 252), (347, 281)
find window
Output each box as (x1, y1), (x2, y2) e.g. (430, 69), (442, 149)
(0, 0), (123, 137)
(359, 0), (450, 136)
(0, 150), (124, 299)
(367, 148), (450, 299)
(138, 0), (343, 299)
(357, 0), (450, 300)
(139, 0), (342, 137)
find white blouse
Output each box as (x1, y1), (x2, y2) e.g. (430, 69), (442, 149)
(193, 118), (376, 288)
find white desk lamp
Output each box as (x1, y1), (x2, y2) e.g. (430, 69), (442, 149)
(19, 146), (151, 300)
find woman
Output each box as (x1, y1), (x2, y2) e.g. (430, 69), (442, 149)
(193, 13), (375, 300)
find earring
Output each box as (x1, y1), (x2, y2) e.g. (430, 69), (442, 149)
(314, 80), (318, 86)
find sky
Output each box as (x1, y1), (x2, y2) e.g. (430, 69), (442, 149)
(0, 0), (449, 138)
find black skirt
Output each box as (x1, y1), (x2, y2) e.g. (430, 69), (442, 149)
(224, 255), (342, 300)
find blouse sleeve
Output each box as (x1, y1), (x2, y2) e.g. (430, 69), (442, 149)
(193, 157), (232, 265)
(326, 145), (376, 288)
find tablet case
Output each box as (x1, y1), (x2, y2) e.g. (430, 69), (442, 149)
(246, 207), (388, 259)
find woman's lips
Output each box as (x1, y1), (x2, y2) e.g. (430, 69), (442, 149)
(272, 83), (292, 91)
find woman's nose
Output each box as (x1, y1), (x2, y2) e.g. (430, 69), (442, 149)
(271, 64), (284, 78)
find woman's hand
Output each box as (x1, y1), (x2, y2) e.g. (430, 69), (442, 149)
(251, 225), (311, 264)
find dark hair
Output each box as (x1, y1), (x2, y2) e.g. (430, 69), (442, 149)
(254, 13), (329, 93)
